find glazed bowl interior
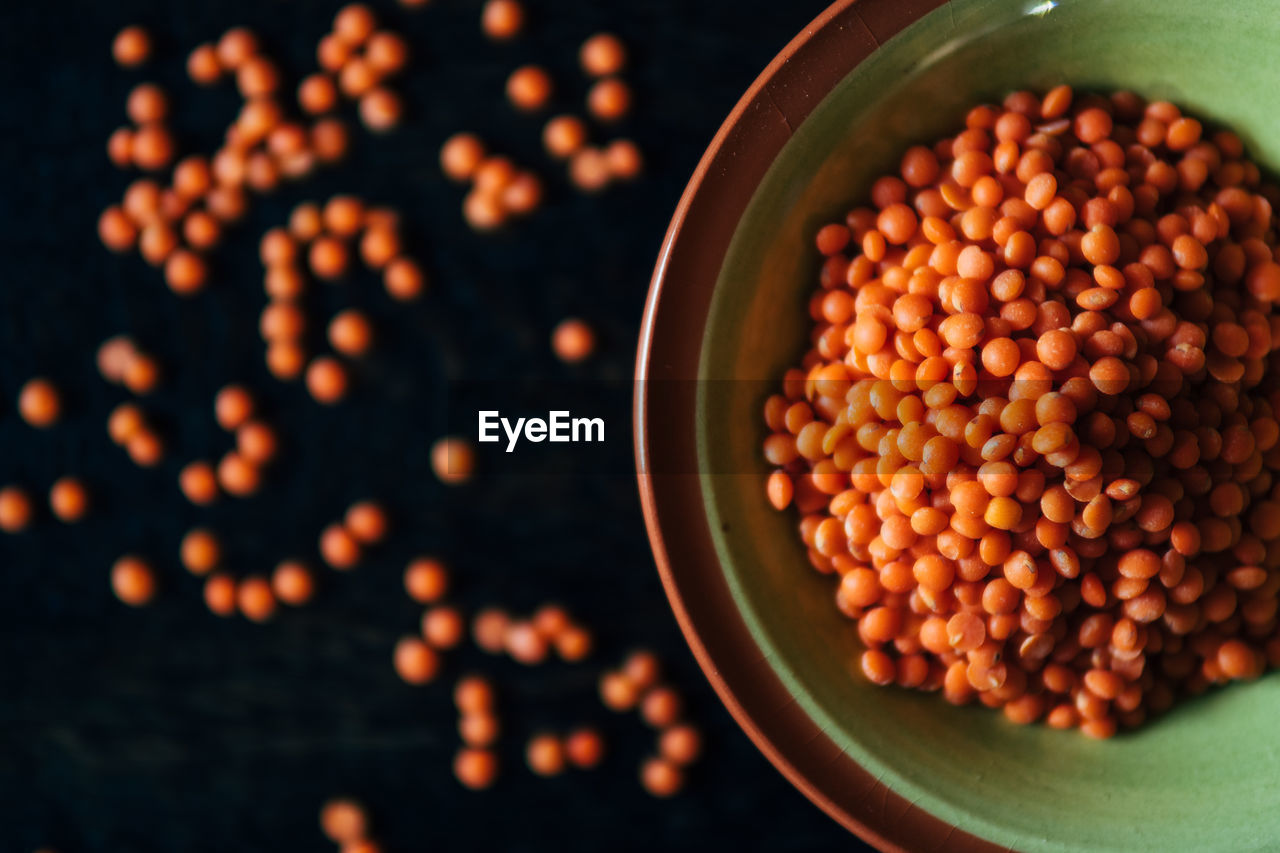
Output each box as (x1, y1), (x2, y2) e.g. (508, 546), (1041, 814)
(698, 0), (1280, 850)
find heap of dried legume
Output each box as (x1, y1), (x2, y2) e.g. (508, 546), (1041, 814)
(764, 85), (1280, 738)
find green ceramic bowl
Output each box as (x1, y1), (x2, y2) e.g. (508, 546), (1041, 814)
(636, 0), (1280, 850)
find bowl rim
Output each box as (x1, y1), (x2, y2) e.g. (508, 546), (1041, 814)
(633, 0), (1002, 849)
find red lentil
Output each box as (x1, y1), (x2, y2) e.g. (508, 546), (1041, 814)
(640, 686), (683, 728)
(472, 608), (509, 653)
(393, 636), (440, 684)
(0, 486), (34, 533)
(111, 555), (156, 606)
(422, 606), (465, 649)
(431, 437), (475, 484)
(204, 573), (237, 616)
(320, 523), (361, 570)
(454, 748), (498, 789)
(113, 26), (150, 67)
(766, 86), (1280, 737)
(480, 0), (523, 40)
(271, 561), (314, 606)
(543, 116), (587, 159)
(180, 528), (221, 575)
(658, 724), (702, 766)
(384, 257), (425, 301)
(404, 557), (449, 603)
(565, 728), (605, 769)
(306, 357), (349, 404)
(179, 461), (220, 505)
(506, 66), (552, 112)
(320, 799), (368, 845)
(586, 78), (630, 123)
(525, 734), (566, 776)
(237, 575), (277, 622)
(640, 757), (683, 797)
(18, 378), (61, 428)
(580, 34), (626, 77)
(329, 310), (374, 357)
(552, 318), (595, 363)
(49, 477), (89, 523)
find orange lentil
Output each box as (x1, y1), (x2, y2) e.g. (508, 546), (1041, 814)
(422, 606), (466, 650)
(359, 88), (402, 132)
(659, 724), (702, 766)
(179, 461), (220, 505)
(0, 486), (34, 533)
(213, 385), (253, 431)
(131, 124), (174, 171)
(180, 528), (221, 576)
(107, 403), (145, 445)
(320, 523), (361, 570)
(320, 799), (368, 845)
(18, 378), (61, 428)
(306, 357), (349, 405)
(472, 608), (510, 654)
(504, 621), (549, 664)
(236, 576), (277, 623)
(393, 635), (440, 684)
(107, 127), (133, 167)
(463, 190), (505, 231)
(640, 756), (684, 797)
(113, 25), (150, 67)
(404, 557), (448, 603)
(99, 206), (137, 251)
(501, 172), (543, 215)
(299, 74), (339, 115)
(441, 133), (487, 181)
(506, 66), (552, 112)
(126, 429), (164, 467)
(163, 250), (206, 296)
(165, 204), (208, 251)
(323, 196), (365, 237)
(639, 687), (683, 728)
(431, 436), (475, 484)
(551, 318), (595, 363)
(200, 572), (236, 616)
(311, 118), (350, 163)
(236, 421), (277, 467)
(580, 33), (626, 77)
(344, 501), (387, 544)
(366, 31), (408, 75)
(543, 116), (587, 159)
(599, 671), (640, 711)
(217, 452), (260, 497)
(48, 477), (88, 523)
(334, 4), (377, 46)
(454, 676), (496, 717)
(586, 78), (631, 123)
(111, 556), (156, 606)
(565, 728), (605, 769)
(329, 310), (374, 357)
(569, 147), (612, 193)
(526, 734), (566, 776)
(454, 748), (499, 789)
(186, 43), (221, 83)
(555, 625), (593, 661)
(480, 0), (523, 40)
(359, 227), (400, 270)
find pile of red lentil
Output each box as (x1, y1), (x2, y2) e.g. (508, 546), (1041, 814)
(764, 85), (1280, 737)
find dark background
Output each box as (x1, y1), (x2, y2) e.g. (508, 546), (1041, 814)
(0, 0), (874, 850)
